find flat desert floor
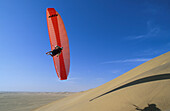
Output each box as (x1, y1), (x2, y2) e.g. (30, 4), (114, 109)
(0, 92), (74, 111)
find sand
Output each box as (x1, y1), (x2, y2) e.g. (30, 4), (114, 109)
(35, 51), (170, 111)
(0, 92), (74, 111)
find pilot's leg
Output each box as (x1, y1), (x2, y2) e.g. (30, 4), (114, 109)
(46, 51), (52, 55)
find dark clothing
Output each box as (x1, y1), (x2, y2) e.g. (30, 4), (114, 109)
(51, 47), (62, 56)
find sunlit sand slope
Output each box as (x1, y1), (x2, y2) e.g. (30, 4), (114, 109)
(35, 51), (170, 111)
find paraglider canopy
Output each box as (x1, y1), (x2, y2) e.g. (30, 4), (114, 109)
(46, 8), (70, 80)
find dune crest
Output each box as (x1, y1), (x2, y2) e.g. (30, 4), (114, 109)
(35, 51), (170, 111)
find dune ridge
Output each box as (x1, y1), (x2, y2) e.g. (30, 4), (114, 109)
(35, 51), (170, 111)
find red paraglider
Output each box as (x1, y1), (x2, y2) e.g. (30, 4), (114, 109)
(46, 8), (70, 80)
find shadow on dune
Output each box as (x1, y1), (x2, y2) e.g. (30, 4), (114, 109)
(133, 103), (161, 111)
(90, 73), (170, 101)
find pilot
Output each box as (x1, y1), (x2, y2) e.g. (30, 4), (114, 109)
(46, 45), (63, 57)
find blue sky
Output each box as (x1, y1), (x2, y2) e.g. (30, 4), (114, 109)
(0, 0), (169, 92)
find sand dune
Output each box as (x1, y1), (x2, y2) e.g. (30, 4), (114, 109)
(35, 51), (170, 111)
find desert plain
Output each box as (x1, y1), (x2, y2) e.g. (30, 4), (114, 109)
(0, 92), (74, 111)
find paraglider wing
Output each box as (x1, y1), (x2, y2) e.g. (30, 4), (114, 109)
(46, 8), (70, 80)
